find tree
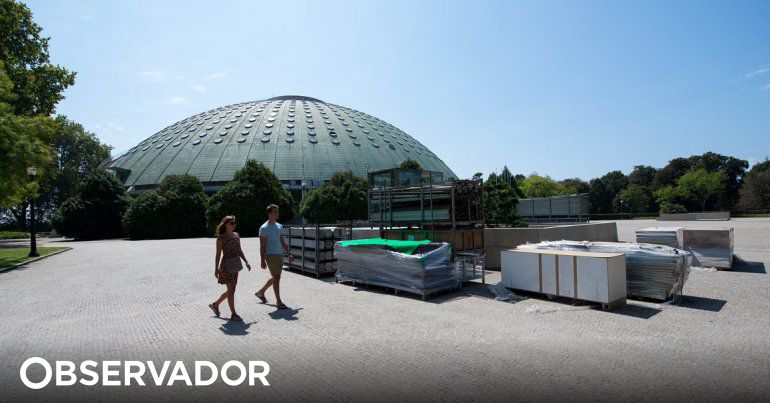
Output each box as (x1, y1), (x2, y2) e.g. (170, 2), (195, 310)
(688, 152), (748, 210)
(589, 171), (628, 213)
(675, 169), (727, 212)
(0, 0), (76, 116)
(737, 159), (770, 211)
(205, 160), (294, 236)
(483, 173), (523, 226)
(520, 175), (571, 198)
(616, 184), (651, 214)
(399, 158), (421, 169)
(51, 170), (129, 239)
(12, 115), (112, 225)
(0, 65), (54, 208)
(628, 165), (657, 188)
(123, 174), (208, 239)
(560, 178), (590, 194)
(653, 157), (690, 189)
(300, 170), (368, 223)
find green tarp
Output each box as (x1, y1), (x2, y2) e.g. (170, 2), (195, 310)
(339, 238), (431, 255)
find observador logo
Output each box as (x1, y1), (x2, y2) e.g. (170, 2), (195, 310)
(19, 357), (270, 389)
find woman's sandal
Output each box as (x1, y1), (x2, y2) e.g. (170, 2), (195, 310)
(276, 303), (289, 310)
(208, 303), (220, 317)
(230, 314), (243, 322)
(255, 292), (267, 304)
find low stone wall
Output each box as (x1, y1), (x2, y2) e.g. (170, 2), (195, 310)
(658, 212), (731, 221)
(484, 222), (618, 269)
(351, 222), (618, 269)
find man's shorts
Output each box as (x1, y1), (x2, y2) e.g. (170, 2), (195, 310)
(265, 254), (283, 276)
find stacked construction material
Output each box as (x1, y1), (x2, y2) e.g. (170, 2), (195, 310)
(518, 240), (691, 301)
(282, 226), (352, 277)
(334, 238), (460, 299)
(683, 228), (734, 269)
(635, 227), (683, 249)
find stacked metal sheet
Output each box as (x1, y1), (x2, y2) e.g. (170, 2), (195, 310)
(334, 242), (460, 298)
(282, 226), (351, 276)
(683, 228), (734, 269)
(635, 227), (683, 248)
(518, 240), (691, 301)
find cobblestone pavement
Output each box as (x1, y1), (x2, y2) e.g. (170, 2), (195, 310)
(0, 219), (768, 402)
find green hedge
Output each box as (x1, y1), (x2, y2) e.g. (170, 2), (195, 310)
(0, 231), (29, 239)
(122, 175), (208, 240)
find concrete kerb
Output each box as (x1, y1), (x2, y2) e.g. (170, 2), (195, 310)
(0, 247), (72, 274)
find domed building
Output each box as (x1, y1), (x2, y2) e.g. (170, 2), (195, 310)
(103, 95), (457, 199)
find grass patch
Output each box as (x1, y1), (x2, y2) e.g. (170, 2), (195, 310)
(0, 246), (70, 269)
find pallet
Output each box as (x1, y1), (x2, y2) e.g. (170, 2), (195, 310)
(336, 275), (462, 301)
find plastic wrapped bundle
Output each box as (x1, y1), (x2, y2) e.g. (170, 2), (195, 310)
(334, 240), (460, 298)
(518, 240), (691, 301)
(635, 227), (683, 249)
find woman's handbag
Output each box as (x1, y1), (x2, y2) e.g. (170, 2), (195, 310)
(222, 256), (243, 273)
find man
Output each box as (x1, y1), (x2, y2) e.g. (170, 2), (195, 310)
(256, 204), (293, 309)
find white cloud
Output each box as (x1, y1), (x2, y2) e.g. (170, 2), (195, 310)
(745, 64), (770, 78)
(761, 84), (770, 92)
(107, 122), (126, 132)
(192, 84), (207, 92)
(166, 96), (187, 105)
(80, 15), (93, 21)
(139, 70), (177, 82)
(204, 70), (232, 80)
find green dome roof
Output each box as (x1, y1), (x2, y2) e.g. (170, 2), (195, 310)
(104, 95), (457, 193)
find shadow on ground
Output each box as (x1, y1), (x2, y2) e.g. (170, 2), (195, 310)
(217, 319), (256, 336)
(267, 307), (302, 320)
(732, 257), (766, 274)
(674, 295), (727, 312)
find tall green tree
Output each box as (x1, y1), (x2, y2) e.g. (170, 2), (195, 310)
(615, 184), (651, 213)
(205, 160), (294, 236)
(520, 175), (571, 198)
(300, 170), (368, 223)
(589, 171), (628, 213)
(628, 165), (658, 188)
(737, 159), (770, 211)
(0, 65), (54, 208)
(560, 178), (591, 195)
(675, 169), (727, 212)
(0, 0), (76, 116)
(483, 173), (523, 226)
(123, 174), (208, 239)
(51, 170), (129, 239)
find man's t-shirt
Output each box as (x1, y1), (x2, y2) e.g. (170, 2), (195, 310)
(259, 221), (284, 255)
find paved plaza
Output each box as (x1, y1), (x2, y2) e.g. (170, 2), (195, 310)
(0, 219), (768, 402)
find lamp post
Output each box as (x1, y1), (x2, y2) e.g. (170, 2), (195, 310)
(27, 166), (39, 257)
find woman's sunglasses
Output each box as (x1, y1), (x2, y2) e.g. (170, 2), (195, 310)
(228, 221), (237, 225)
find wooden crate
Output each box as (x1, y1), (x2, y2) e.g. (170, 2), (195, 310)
(501, 249), (627, 310)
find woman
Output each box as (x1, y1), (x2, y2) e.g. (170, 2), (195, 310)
(209, 215), (251, 321)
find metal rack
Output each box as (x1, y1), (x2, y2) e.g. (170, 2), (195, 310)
(282, 223), (353, 278)
(367, 168), (486, 284)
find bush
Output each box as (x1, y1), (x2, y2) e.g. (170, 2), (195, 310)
(660, 203), (687, 214)
(52, 171), (128, 240)
(0, 231), (29, 239)
(205, 160), (294, 236)
(122, 175), (208, 240)
(300, 170), (367, 223)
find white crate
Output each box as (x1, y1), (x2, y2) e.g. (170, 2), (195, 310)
(501, 249), (627, 309)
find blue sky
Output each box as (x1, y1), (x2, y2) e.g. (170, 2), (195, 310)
(26, 0), (770, 180)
